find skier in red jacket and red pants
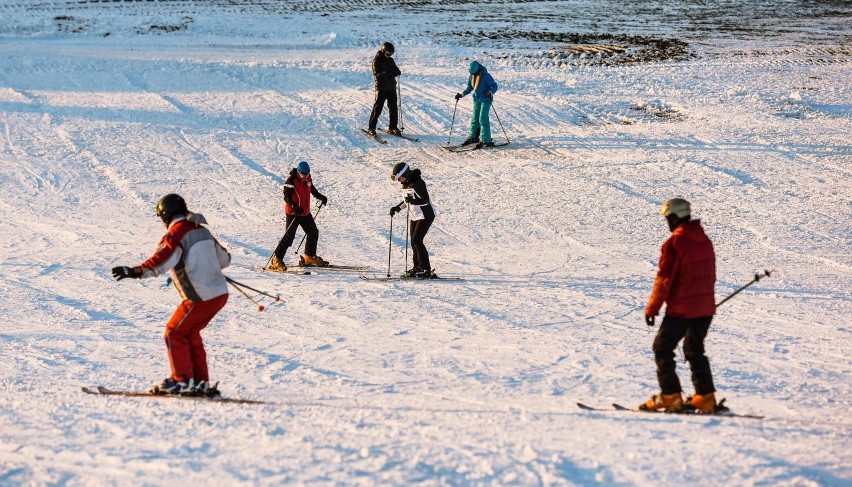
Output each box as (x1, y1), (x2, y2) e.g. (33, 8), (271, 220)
(112, 194), (231, 397)
(641, 198), (719, 413)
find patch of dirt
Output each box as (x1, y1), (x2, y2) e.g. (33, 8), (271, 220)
(461, 31), (694, 65)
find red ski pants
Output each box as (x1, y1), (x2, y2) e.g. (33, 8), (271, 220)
(163, 294), (228, 383)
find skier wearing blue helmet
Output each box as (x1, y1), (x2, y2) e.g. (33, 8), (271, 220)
(269, 161), (329, 271)
(455, 60), (498, 147)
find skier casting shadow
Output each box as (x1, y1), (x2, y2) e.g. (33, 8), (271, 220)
(366, 42), (402, 137)
(111, 194), (231, 398)
(641, 198), (720, 414)
(389, 162), (437, 279)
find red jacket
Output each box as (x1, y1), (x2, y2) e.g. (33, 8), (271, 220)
(645, 220), (716, 318)
(283, 168), (322, 217)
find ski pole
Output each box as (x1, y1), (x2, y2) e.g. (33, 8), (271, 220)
(387, 213), (394, 278)
(225, 276), (280, 301)
(405, 207), (410, 272)
(264, 210), (301, 270)
(397, 77), (404, 133)
(490, 102), (510, 144)
(225, 277), (279, 312)
(447, 98), (459, 146)
(294, 202), (325, 255)
(715, 270), (772, 308)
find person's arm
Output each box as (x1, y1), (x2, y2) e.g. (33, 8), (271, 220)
(645, 240), (679, 317)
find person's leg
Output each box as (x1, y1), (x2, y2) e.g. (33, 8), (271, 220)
(408, 219), (420, 270)
(300, 215), (320, 257)
(410, 218), (434, 271)
(479, 100), (493, 143)
(469, 100), (483, 139)
(653, 315), (690, 394)
(185, 294), (228, 382)
(683, 316), (715, 395)
(368, 91), (389, 131)
(273, 214), (299, 260)
(387, 90), (399, 131)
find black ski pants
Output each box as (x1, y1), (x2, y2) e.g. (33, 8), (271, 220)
(368, 89), (398, 131)
(409, 217), (433, 271)
(653, 315), (716, 395)
(274, 214), (319, 260)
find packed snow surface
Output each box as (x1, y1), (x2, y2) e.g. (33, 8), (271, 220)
(0, 1), (850, 485)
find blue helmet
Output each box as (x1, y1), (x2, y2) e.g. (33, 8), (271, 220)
(297, 161), (310, 174)
(469, 61), (481, 74)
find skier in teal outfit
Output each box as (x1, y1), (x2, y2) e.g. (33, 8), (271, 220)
(455, 61), (498, 147)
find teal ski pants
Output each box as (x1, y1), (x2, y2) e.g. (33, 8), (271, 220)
(469, 99), (492, 143)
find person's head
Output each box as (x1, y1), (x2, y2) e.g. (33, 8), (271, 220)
(391, 162), (410, 183)
(156, 193), (188, 226)
(380, 42), (395, 57)
(469, 61), (482, 75)
(659, 198), (691, 232)
(296, 160), (311, 179)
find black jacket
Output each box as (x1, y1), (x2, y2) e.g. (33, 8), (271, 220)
(372, 51), (401, 92)
(396, 169), (435, 220)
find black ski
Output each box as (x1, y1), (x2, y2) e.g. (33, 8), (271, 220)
(444, 141), (509, 153)
(576, 400), (763, 419)
(82, 386), (265, 405)
(385, 130), (419, 142)
(359, 275), (463, 281)
(361, 128), (387, 144)
(444, 142), (483, 153)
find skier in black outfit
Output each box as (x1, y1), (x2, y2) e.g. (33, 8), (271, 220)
(367, 42), (402, 137)
(389, 162), (436, 278)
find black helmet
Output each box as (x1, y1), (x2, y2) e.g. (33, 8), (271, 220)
(380, 42), (395, 55)
(391, 162), (410, 181)
(156, 193), (188, 225)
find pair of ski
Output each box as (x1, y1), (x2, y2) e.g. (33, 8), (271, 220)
(443, 141), (510, 153)
(82, 386), (265, 405)
(361, 128), (419, 144)
(262, 264), (369, 275)
(576, 399), (764, 419)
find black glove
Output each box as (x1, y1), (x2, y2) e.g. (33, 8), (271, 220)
(290, 205), (303, 215)
(645, 315), (655, 327)
(317, 194), (328, 206)
(404, 195), (414, 204)
(389, 206), (401, 216)
(112, 266), (142, 281)
(455, 93), (463, 101)
(485, 91), (493, 99)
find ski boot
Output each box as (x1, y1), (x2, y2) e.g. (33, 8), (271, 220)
(482, 141), (495, 147)
(387, 128), (401, 136)
(193, 381), (221, 398)
(400, 267), (422, 278)
(149, 378), (189, 395)
(461, 136), (479, 146)
(268, 256), (286, 272)
(366, 128), (377, 137)
(639, 392), (684, 412)
(301, 254), (329, 267)
(415, 268), (437, 279)
(686, 392), (717, 413)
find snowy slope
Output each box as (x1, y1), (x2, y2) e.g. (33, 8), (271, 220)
(1, 1), (850, 485)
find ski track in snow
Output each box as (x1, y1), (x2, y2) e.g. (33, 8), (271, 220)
(0, 1), (850, 485)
